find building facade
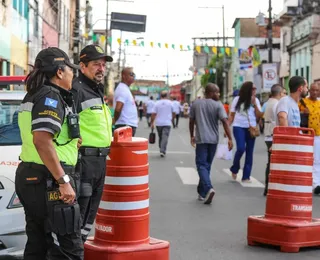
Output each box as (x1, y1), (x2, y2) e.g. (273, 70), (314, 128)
(0, 0), (12, 75)
(232, 18), (281, 98)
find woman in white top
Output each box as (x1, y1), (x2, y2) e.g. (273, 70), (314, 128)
(229, 81), (263, 182)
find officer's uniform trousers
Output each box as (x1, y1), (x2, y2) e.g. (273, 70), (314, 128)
(15, 162), (84, 260)
(78, 148), (108, 241)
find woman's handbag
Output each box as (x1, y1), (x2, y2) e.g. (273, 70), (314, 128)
(246, 111), (260, 138)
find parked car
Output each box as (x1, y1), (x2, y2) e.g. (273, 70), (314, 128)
(0, 76), (27, 257)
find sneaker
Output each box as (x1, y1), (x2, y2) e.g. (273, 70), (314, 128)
(160, 152), (165, 158)
(314, 186), (320, 195)
(242, 179), (252, 183)
(204, 188), (215, 205)
(198, 195), (204, 201)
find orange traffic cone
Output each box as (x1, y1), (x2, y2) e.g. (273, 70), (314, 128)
(248, 127), (320, 253)
(84, 127), (170, 259)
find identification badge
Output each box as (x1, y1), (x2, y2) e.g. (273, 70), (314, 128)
(47, 190), (61, 201)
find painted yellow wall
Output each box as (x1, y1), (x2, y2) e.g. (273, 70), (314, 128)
(11, 35), (27, 73)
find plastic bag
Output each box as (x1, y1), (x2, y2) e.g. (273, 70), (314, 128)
(216, 138), (233, 160)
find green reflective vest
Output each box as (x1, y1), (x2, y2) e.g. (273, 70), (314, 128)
(79, 98), (112, 147)
(19, 101), (78, 166)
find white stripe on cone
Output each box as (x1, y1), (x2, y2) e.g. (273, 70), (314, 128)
(105, 175), (149, 185)
(270, 163), (313, 173)
(99, 199), (149, 211)
(272, 143), (313, 153)
(132, 150), (148, 154)
(268, 182), (312, 193)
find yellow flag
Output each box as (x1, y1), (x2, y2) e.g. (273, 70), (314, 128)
(83, 33), (88, 39)
(165, 43), (169, 48)
(133, 40), (137, 46)
(234, 47), (238, 53)
(117, 38), (121, 44)
(212, 47), (217, 54)
(180, 44), (183, 50)
(225, 47), (230, 56)
(150, 42), (154, 47)
(196, 46), (201, 54)
(100, 35), (106, 44)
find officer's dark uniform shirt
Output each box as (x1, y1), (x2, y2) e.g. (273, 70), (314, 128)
(71, 72), (112, 148)
(19, 81), (78, 166)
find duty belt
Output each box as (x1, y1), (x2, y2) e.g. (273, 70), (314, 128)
(79, 147), (110, 157)
(23, 162), (75, 175)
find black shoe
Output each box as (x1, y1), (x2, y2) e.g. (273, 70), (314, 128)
(314, 186), (320, 195)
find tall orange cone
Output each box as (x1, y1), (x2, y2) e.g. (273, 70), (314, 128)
(248, 127), (320, 253)
(84, 127), (170, 259)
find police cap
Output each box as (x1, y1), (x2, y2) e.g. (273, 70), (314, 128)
(79, 44), (113, 63)
(36, 47), (80, 72)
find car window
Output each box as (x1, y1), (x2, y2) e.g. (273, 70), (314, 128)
(0, 100), (22, 145)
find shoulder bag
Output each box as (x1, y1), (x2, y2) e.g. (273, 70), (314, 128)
(246, 110), (260, 138)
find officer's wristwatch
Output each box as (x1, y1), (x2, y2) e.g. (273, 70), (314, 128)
(57, 174), (70, 185)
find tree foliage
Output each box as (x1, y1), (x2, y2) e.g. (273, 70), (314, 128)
(201, 53), (226, 99)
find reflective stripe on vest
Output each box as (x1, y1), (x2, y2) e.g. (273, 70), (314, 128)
(19, 104), (78, 166)
(79, 98), (112, 147)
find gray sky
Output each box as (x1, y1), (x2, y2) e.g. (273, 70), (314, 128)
(92, 0), (284, 84)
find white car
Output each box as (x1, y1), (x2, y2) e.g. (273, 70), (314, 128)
(0, 79), (27, 257)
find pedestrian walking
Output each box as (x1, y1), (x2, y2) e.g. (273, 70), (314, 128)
(151, 91), (175, 157)
(146, 96), (155, 127)
(114, 67), (138, 136)
(229, 81), (263, 182)
(72, 44), (113, 242)
(189, 83), (233, 204)
(263, 84), (286, 196)
(172, 97), (181, 128)
(15, 47), (83, 259)
(276, 76), (308, 127)
(298, 82), (320, 194)
(138, 101), (144, 121)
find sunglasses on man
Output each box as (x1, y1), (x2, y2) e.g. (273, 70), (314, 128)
(129, 72), (136, 77)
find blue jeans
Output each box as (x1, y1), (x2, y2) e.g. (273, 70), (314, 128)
(230, 126), (256, 180)
(195, 143), (217, 198)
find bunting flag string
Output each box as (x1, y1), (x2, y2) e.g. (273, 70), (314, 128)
(138, 72), (193, 79)
(89, 34), (260, 60)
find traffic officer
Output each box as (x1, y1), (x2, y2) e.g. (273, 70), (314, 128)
(72, 44), (113, 241)
(15, 47), (83, 259)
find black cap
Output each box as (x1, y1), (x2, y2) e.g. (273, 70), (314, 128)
(36, 47), (80, 72)
(79, 44), (113, 63)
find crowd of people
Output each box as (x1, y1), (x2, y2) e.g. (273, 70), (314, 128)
(188, 75), (318, 205)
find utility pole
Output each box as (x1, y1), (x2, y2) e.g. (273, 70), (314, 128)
(73, 0), (80, 76)
(118, 30), (123, 80)
(267, 0), (273, 63)
(104, 0), (110, 94)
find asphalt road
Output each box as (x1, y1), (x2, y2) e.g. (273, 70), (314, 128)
(5, 117), (320, 260)
(135, 117), (320, 260)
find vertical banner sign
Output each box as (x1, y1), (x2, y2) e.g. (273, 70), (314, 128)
(239, 49), (253, 70)
(262, 63), (278, 90)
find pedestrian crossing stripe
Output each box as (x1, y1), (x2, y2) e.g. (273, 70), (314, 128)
(222, 169), (265, 188)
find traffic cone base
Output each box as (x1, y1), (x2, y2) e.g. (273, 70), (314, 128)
(248, 216), (320, 253)
(84, 237), (170, 260)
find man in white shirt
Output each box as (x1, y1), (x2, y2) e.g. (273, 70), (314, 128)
(114, 67), (138, 136)
(263, 84), (286, 196)
(146, 96), (155, 127)
(172, 97), (181, 128)
(151, 91), (175, 157)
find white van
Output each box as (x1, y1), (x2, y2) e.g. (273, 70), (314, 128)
(0, 76), (27, 257)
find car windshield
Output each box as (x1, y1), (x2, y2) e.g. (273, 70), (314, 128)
(0, 100), (22, 145)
